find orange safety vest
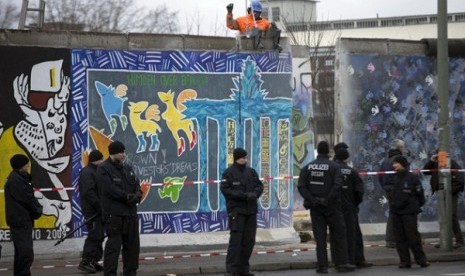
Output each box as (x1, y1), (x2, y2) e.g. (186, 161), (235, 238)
(226, 14), (271, 34)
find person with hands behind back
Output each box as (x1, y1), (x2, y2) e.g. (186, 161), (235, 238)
(78, 149), (105, 273)
(5, 154), (43, 276)
(423, 151), (464, 248)
(389, 156), (429, 269)
(221, 148), (264, 276)
(97, 141), (142, 276)
(298, 141), (354, 274)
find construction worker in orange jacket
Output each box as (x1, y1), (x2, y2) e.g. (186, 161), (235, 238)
(226, 1), (282, 51)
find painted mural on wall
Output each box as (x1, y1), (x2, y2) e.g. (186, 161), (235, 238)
(71, 49), (293, 234)
(338, 54), (465, 223)
(0, 46), (72, 241)
(291, 57), (314, 211)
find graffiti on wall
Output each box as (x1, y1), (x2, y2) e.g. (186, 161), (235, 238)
(291, 57), (314, 211)
(338, 54), (465, 223)
(71, 50), (293, 235)
(0, 46), (72, 240)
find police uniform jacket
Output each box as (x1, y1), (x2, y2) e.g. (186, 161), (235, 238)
(298, 154), (343, 209)
(335, 160), (364, 211)
(79, 163), (101, 218)
(4, 170), (43, 227)
(221, 163), (264, 215)
(378, 149), (402, 192)
(423, 159), (464, 195)
(388, 169), (425, 215)
(97, 157), (142, 217)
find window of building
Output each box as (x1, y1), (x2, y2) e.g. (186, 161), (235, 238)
(405, 17), (428, 25)
(455, 14), (465, 22)
(272, 7), (280, 22)
(334, 22), (354, 29)
(380, 19), (403, 27)
(356, 20), (378, 28)
(261, 8), (268, 19)
(310, 23), (331, 31)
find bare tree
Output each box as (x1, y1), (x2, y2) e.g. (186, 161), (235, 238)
(281, 14), (341, 146)
(0, 0), (19, 29)
(44, 0), (179, 33)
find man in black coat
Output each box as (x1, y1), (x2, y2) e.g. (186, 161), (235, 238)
(333, 148), (372, 268)
(298, 141), (354, 273)
(4, 154), (43, 276)
(97, 141), (142, 276)
(78, 150), (104, 273)
(389, 156), (429, 268)
(221, 148), (264, 276)
(423, 152), (464, 248)
(378, 139), (405, 248)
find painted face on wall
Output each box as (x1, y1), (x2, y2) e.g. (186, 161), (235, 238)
(13, 61), (70, 173)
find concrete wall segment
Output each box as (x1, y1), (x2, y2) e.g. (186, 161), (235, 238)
(0, 29), (290, 52)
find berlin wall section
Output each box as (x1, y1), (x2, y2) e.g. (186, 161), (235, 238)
(335, 38), (465, 232)
(0, 29), (298, 258)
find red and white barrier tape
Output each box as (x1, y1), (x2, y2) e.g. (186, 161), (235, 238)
(0, 168), (462, 193)
(0, 242), (443, 271)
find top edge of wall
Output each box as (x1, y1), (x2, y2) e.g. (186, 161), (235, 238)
(0, 29), (291, 53)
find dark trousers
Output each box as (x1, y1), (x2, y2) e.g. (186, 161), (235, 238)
(330, 208), (356, 265)
(311, 206), (349, 267)
(385, 214), (395, 243)
(104, 216), (140, 276)
(226, 213), (257, 274)
(452, 194), (464, 243)
(82, 216), (104, 262)
(11, 225), (34, 276)
(354, 213), (367, 264)
(391, 212), (427, 264)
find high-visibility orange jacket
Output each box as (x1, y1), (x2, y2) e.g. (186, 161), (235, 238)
(226, 13), (271, 34)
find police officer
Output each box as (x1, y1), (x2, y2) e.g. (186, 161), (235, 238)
(379, 139), (405, 248)
(389, 156), (429, 268)
(97, 141), (142, 276)
(5, 154), (43, 276)
(221, 148), (264, 276)
(298, 141), (354, 273)
(333, 148), (372, 268)
(78, 150), (104, 273)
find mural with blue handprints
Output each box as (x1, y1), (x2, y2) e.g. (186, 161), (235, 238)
(338, 55), (465, 223)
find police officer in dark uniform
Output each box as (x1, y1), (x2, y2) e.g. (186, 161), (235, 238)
(333, 148), (372, 268)
(97, 141), (142, 276)
(78, 150), (104, 273)
(389, 156), (429, 268)
(379, 139), (405, 248)
(221, 148), (264, 276)
(298, 141), (354, 273)
(5, 154), (43, 276)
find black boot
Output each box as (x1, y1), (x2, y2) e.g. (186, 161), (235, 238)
(91, 260), (103, 272)
(78, 259), (96, 273)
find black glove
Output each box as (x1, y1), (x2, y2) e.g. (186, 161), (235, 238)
(126, 193), (138, 205)
(246, 192), (257, 201)
(316, 197), (328, 207)
(226, 3), (234, 13)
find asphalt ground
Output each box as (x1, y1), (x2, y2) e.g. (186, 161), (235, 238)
(0, 238), (464, 275)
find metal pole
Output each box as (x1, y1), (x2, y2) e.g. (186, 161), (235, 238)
(38, 0), (46, 29)
(437, 0), (453, 252)
(18, 0), (29, 29)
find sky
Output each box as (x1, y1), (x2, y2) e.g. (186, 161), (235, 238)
(135, 0), (464, 35)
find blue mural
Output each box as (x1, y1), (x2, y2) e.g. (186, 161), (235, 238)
(339, 55), (465, 223)
(71, 49), (293, 234)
